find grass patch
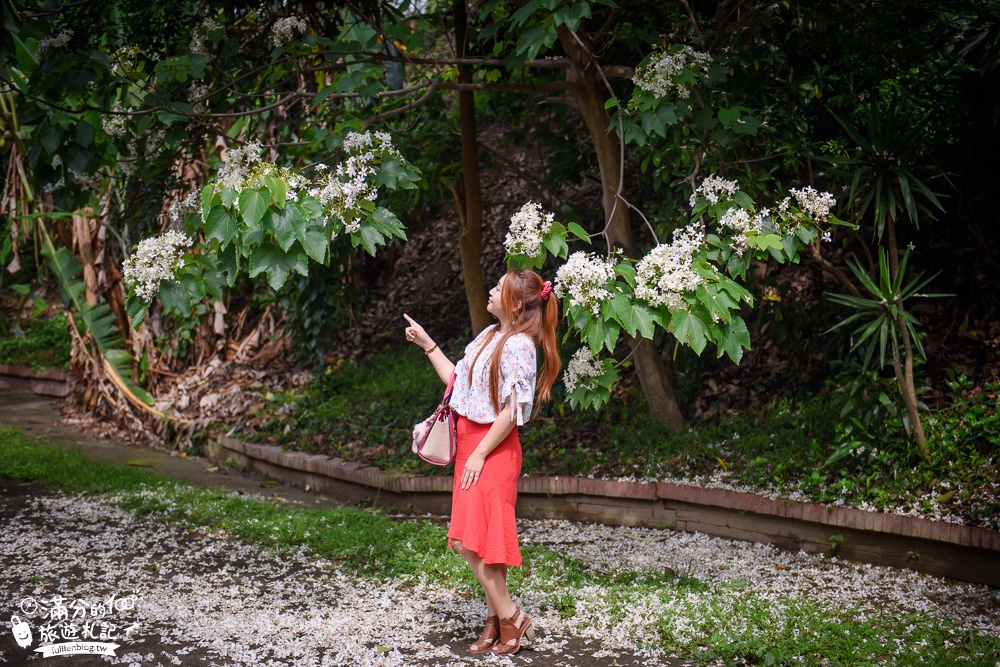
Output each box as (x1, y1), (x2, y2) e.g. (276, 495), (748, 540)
(0, 314), (72, 370)
(2, 427), (997, 666)
(251, 347), (999, 528)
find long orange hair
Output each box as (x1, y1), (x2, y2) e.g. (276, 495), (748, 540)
(468, 269), (561, 414)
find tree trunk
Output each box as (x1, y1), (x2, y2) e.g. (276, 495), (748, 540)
(558, 26), (686, 432)
(886, 219), (928, 459)
(454, 0), (490, 335)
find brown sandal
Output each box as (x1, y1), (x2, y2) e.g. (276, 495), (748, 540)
(492, 606), (534, 655)
(467, 615), (500, 654)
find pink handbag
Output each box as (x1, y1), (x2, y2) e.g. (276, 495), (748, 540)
(411, 372), (458, 466)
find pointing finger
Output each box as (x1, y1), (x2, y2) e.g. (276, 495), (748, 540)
(403, 313), (416, 326)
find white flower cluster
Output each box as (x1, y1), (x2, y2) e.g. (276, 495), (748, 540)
(563, 348), (605, 393)
(553, 252), (616, 316)
(109, 45), (140, 77)
(789, 186), (836, 222)
(71, 170), (102, 193)
(36, 29), (72, 56)
(718, 206), (766, 255)
(123, 230), (192, 302)
(307, 131), (400, 232)
(188, 83), (210, 113)
(270, 16), (308, 48)
(634, 224), (706, 311)
(102, 102), (128, 138)
(689, 175), (739, 208)
(190, 18), (221, 56)
(633, 46), (712, 99)
(169, 190), (201, 225)
(215, 141), (263, 192)
(503, 201), (554, 257)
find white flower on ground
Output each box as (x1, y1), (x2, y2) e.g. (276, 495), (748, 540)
(563, 348), (605, 393)
(553, 252), (616, 316)
(270, 17), (308, 48)
(634, 224), (706, 311)
(123, 231), (192, 302)
(36, 29), (73, 56)
(503, 201), (555, 258)
(633, 46), (712, 99)
(689, 175), (740, 208)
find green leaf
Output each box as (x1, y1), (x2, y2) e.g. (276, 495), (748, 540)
(671, 308), (711, 355)
(584, 316), (620, 354)
(218, 244), (239, 287)
(264, 175), (286, 208)
(354, 225), (386, 256)
(566, 222), (590, 242)
(205, 207), (238, 246)
(716, 316), (751, 363)
(612, 294), (656, 339)
(200, 184), (216, 221)
(542, 232), (568, 259)
(249, 242), (308, 290)
(219, 187), (237, 208)
(372, 207), (407, 240)
(266, 204), (305, 252)
(125, 295), (148, 327)
(297, 225), (330, 264)
(157, 279), (188, 315)
(238, 187), (270, 229)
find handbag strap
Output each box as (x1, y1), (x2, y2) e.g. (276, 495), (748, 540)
(443, 371), (457, 404)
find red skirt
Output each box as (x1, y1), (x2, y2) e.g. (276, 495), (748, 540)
(447, 415), (522, 566)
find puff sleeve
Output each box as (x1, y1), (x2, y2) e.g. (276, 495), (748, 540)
(499, 334), (537, 425)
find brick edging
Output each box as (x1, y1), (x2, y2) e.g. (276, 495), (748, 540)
(0, 364), (71, 398)
(215, 436), (998, 552)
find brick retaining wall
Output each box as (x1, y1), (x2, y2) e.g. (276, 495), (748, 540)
(209, 435), (1000, 587)
(0, 365), (71, 398)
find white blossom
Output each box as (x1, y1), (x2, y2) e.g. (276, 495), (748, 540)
(633, 46), (712, 99)
(308, 130), (401, 229)
(102, 102), (129, 138)
(189, 18), (221, 56)
(169, 190), (201, 226)
(822, 231), (832, 243)
(70, 170), (102, 193)
(36, 29), (73, 56)
(634, 224), (706, 311)
(215, 141), (263, 193)
(110, 45), (140, 77)
(563, 348), (605, 393)
(689, 175), (739, 208)
(718, 206), (765, 255)
(503, 201), (554, 258)
(270, 16), (308, 48)
(553, 251), (615, 316)
(788, 186), (836, 222)
(123, 231), (192, 302)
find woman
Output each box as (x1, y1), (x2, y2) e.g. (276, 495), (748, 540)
(403, 269), (560, 655)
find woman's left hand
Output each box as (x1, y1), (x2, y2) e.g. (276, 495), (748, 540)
(461, 452), (486, 490)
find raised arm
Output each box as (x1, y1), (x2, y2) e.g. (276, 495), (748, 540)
(403, 313), (455, 384)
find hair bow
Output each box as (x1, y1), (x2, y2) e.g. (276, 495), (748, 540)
(540, 280), (553, 301)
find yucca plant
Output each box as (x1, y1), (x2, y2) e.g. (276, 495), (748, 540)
(826, 248), (948, 460)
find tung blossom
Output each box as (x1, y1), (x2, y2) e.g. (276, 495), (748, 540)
(503, 201), (554, 258)
(123, 231), (192, 302)
(563, 348), (605, 394)
(634, 223), (706, 311)
(633, 46), (712, 99)
(35, 29), (73, 56)
(553, 252), (616, 316)
(308, 130), (401, 231)
(689, 175), (740, 208)
(270, 16), (308, 48)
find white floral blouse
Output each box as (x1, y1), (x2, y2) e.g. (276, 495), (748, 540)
(450, 324), (536, 426)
